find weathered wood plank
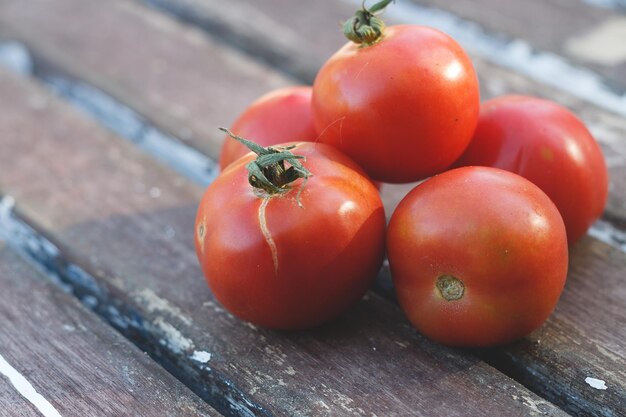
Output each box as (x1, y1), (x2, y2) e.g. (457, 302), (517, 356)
(1, 0), (623, 224)
(145, 0), (626, 109)
(0, 244), (219, 417)
(404, 0), (626, 93)
(0, 373), (40, 417)
(0, 66), (567, 415)
(0, 0), (624, 414)
(483, 236), (626, 416)
(0, 0), (290, 160)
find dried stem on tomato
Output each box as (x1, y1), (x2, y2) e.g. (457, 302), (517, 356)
(219, 128), (312, 206)
(343, 0), (395, 46)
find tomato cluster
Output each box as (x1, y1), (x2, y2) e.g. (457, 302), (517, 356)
(196, 1), (608, 346)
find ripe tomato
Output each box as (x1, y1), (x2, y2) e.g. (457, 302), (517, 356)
(219, 86), (317, 170)
(196, 138), (386, 329)
(455, 95), (608, 245)
(312, 24), (479, 183)
(387, 167), (568, 347)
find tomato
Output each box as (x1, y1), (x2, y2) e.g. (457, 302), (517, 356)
(454, 95), (608, 245)
(219, 86), (317, 170)
(387, 167), (568, 347)
(196, 137), (386, 329)
(312, 24), (479, 183)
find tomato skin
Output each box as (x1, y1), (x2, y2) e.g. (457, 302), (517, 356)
(219, 86), (317, 170)
(196, 142), (386, 329)
(455, 95), (608, 245)
(387, 167), (568, 347)
(312, 25), (479, 183)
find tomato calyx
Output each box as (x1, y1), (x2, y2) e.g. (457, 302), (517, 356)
(220, 128), (312, 205)
(436, 275), (465, 301)
(343, 0), (395, 46)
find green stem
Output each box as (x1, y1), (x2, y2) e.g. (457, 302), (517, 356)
(343, 0), (395, 46)
(368, 0), (395, 14)
(220, 128), (312, 203)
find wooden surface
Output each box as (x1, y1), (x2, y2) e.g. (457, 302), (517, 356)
(2, 0), (623, 223)
(0, 244), (219, 417)
(0, 66), (565, 416)
(0, 0), (624, 415)
(405, 0), (626, 92)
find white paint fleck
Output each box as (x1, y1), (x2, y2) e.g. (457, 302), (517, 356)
(133, 288), (192, 326)
(203, 300), (225, 314)
(62, 324), (76, 332)
(153, 317), (194, 353)
(585, 377), (608, 390)
(317, 400), (331, 411)
(190, 351), (212, 364)
(244, 322), (258, 331)
(284, 366), (296, 376)
(519, 394), (551, 415)
(566, 18), (626, 66)
(0, 353), (63, 417)
(224, 393), (257, 417)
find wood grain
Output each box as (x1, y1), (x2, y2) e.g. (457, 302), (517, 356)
(0, 66), (567, 416)
(404, 0), (626, 92)
(0, 0), (291, 160)
(0, 0), (624, 415)
(0, 244), (219, 417)
(146, 0), (626, 110)
(1, 0), (623, 224)
(480, 237), (626, 416)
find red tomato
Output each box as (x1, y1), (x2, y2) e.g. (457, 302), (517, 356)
(387, 167), (568, 347)
(455, 95), (608, 244)
(219, 86), (317, 170)
(312, 24), (479, 183)
(196, 141), (386, 329)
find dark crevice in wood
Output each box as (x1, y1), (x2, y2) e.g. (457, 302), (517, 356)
(0, 197), (272, 417)
(8, 43), (625, 253)
(471, 349), (610, 417)
(377, 261), (625, 417)
(6, 59), (623, 416)
(31, 60), (219, 187)
(140, 0), (317, 84)
(2, 39), (623, 417)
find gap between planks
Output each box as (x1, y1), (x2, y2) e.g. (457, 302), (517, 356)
(1, 44), (624, 254)
(0, 50), (623, 416)
(0, 194), (268, 417)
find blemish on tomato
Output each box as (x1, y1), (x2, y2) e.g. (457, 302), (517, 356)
(197, 221), (206, 254)
(258, 197), (279, 274)
(436, 275), (465, 301)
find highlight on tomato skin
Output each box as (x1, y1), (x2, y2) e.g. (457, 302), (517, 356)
(312, 23), (480, 184)
(454, 95), (609, 245)
(387, 166), (569, 347)
(197, 138), (386, 330)
(219, 86), (317, 170)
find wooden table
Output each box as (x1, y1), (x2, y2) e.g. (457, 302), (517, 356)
(0, 0), (624, 415)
